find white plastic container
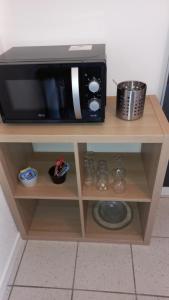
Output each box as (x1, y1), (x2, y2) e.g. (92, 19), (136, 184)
(18, 168), (38, 187)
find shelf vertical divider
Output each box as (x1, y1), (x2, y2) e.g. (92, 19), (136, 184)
(141, 139), (169, 243)
(74, 142), (87, 238)
(0, 152), (27, 238)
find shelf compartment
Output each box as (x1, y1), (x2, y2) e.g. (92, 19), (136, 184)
(82, 153), (151, 202)
(84, 201), (144, 244)
(16, 199), (82, 239)
(14, 152), (78, 200)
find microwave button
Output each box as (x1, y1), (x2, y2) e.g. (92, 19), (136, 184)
(88, 98), (100, 112)
(88, 79), (100, 93)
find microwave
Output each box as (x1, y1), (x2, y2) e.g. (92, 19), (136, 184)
(0, 44), (106, 123)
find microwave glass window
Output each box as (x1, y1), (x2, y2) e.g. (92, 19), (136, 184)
(42, 78), (61, 119)
(4, 78), (68, 120)
(6, 80), (45, 111)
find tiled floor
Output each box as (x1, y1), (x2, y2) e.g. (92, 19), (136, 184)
(8, 197), (169, 300)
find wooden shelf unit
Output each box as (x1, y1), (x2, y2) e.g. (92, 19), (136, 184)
(0, 95), (168, 244)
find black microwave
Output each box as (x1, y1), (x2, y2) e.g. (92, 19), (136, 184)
(0, 44), (106, 123)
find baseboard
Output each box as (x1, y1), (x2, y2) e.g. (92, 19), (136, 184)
(0, 233), (26, 300)
(161, 187), (169, 197)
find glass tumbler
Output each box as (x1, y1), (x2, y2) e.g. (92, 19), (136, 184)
(84, 152), (95, 186)
(96, 160), (109, 191)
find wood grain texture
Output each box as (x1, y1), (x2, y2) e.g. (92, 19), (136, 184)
(16, 198), (37, 234)
(74, 143), (87, 237)
(0, 143), (33, 193)
(149, 95), (169, 135)
(30, 200), (81, 238)
(0, 96), (166, 143)
(0, 161), (27, 238)
(143, 140), (169, 243)
(141, 143), (162, 197)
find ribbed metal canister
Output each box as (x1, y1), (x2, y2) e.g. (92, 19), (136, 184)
(116, 81), (147, 121)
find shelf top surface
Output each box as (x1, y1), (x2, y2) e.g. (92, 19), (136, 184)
(0, 95), (168, 143)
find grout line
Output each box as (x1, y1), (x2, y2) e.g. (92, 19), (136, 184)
(10, 283), (169, 299)
(152, 235), (169, 239)
(74, 289), (169, 299)
(137, 292), (169, 298)
(11, 284), (137, 295)
(7, 240), (28, 299)
(12, 240), (28, 286)
(11, 284), (72, 290)
(72, 289), (75, 300)
(7, 286), (14, 300)
(130, 244), (137, 297)
(11, 284), (169, 299)
(71, 242), (79, 300)
(9, 283), (169, 299)
(74, 289), (136, 295)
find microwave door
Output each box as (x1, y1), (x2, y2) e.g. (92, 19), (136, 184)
(71, 67), (82, 119)
(43, 78), (60, 119)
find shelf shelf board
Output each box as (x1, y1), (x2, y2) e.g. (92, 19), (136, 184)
(14, 152), (78, 200)
(29, 199), (81, 239)
(0, 96), (166, 143)
(85, 201), (143, 244)
(82, 153), (151, 202)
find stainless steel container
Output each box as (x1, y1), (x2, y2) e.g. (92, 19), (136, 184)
(116, 81), (147, 121)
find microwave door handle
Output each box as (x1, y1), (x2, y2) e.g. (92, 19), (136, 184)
(71, 67), (82, 119)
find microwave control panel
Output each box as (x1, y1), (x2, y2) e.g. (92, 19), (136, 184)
(81, 64), (106, 121)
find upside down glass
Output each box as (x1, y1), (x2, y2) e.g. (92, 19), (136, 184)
(112, 155), (127, 193)
(112, 167), (126, 193)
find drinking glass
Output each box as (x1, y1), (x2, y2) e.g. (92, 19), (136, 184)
(112, 167), (126, 193)
(111, 155), (127, 193)
(96, 160), (109, 191)
(84, 152), (95, 186)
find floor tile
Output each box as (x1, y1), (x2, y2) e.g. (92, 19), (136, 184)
(73, 290), (136, 300)
(74, 242), (135, 293)
(15, 241), (77, 288)
(2, 285), (12, 300)
(153, 197), (169, 237)
(8, 239), (26, 286)
(9, 287), (72, 300)
(132, 238), (169, 297)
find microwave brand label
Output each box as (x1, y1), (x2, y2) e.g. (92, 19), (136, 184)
(69, 45), (92, 51)
(37, 113), (46, 118)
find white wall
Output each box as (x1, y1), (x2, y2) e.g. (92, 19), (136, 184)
(0, 3), (23, 298)
(0, 187), (18, 281)
(1, 0), (169, 99)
